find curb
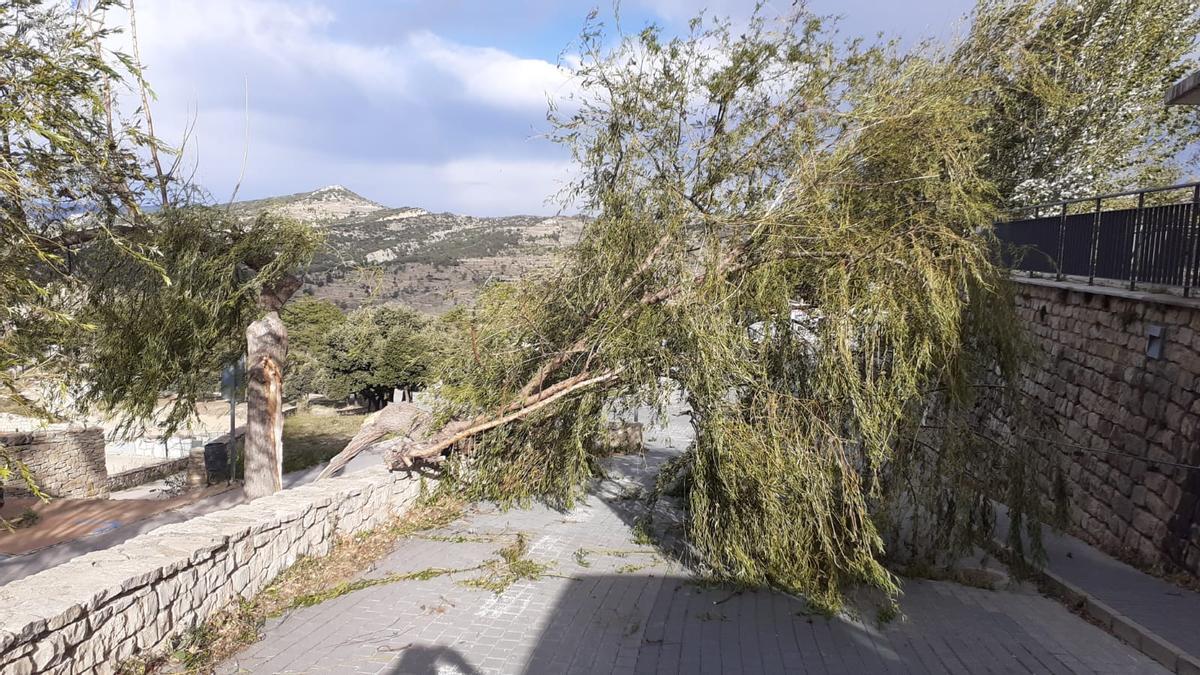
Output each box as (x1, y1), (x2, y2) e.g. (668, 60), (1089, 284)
(1003, 544), (1200, 675)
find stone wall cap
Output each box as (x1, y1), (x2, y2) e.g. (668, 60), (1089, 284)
(1012, 276), (1200, 311)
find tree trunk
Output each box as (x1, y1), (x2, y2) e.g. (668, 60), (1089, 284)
(320, 232), (732, 476)
(243, 276), (300, 500)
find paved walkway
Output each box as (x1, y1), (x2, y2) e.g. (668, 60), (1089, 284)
(996, 505), (1200, 667)
(221, 441), (1165, 674)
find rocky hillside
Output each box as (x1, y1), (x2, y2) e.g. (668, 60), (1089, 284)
(231, 186), (584, 313)
(229, 185), (385, 222)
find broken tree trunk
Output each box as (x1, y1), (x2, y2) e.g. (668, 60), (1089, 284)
(316, 203), (770, 479)
(317, 367), (623, 479)
(383, 368), (622, 470)
(317, 402), (437, 479)
(315, 229), (746, 479)
(243, 276), (301, 500)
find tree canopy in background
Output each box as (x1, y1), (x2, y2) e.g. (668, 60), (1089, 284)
(282, 299), (434, 411)
(965, 0), (1200, 205)
(281, 297), (347, 401)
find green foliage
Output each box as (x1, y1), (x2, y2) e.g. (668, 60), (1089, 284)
(291, 304), (434, 410)
(281, 297), (346, 399)
(963, 0), (1200, 205)
(70, 208), (320, 435)
(430, 1), (1187, 611)
(0, 1), (319, 478)
(0, 0), (155, 420)
(283, 299), (446, 409)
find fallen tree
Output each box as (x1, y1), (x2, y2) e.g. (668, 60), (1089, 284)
(322, 1), (1200, 610)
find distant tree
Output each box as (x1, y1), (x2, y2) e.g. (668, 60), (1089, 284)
(964, 0), (1200, 204)
(280, 297), (345, 403)
(323, 306), (432, 411)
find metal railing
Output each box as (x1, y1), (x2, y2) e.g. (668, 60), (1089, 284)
(994, 182), (1200, 296)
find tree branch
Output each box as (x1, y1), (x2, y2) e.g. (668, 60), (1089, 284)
(387, 367), (623, 469)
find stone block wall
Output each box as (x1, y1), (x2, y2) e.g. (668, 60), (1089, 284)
(984, 279), (1200, 575)
(1, 427), (108, 498)
(0, 466), (426, 674)
(105, 456), (192, 493)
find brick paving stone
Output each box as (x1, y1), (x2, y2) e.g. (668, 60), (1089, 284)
(219, 408), (1168, 675)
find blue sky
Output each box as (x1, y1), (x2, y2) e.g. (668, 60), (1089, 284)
(129, 0), (973, 215)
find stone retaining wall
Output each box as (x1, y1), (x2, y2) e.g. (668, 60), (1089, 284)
(1, 428), (107, 498)
(986, 279), (1200, 575)
(104, 456), (193, 493)
(0, 466), (426, 674)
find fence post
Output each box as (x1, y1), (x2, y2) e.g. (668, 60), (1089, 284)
(1186, 185), (1200, 298)
(1088, 197), (1101, 286)
(1056, 203), (1067, 281)
(1129, 191), (1145, 291)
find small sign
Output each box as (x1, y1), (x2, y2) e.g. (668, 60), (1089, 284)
(220, 356), (246, 400)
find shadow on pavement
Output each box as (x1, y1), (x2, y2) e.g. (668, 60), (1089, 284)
(386, 644), (483, 674)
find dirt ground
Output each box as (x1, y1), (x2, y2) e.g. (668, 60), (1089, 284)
(0, 396), (246, 438)
(0, 484), (234, 556)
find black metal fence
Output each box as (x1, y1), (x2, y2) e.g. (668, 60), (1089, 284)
(994, 182), (1200, 296)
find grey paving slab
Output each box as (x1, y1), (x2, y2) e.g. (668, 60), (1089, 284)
(996, 503), (1200, 666)
(220, 409), (1167, 675)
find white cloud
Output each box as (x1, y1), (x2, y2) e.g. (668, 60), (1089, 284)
(116, 0), (411, 98)
(124, 0), (576, 111)
(102, 0), (580, 214)
(234, 136), (576, 215)
(411, 31), (577, 111)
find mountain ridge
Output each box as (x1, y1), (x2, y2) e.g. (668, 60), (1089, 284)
(230, 186), (585, 314)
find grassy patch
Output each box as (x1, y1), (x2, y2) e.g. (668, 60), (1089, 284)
(119, 495), (465, 674)
(631, 518), (654, 546)
(288, 563), (486, 608)
(281, 410), (368, 473)
(460, 532), (552, 594)
(420, 532), (502, 544)
(1, 507), (41, 532)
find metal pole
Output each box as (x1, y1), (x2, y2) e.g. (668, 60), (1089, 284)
(228, 394), (236, 483)
(1056, 203), (1068, 281)
(1088, 197), (1101, 286)
(1185, 185), (1200, 298)
(1130, 191), (1145, 291)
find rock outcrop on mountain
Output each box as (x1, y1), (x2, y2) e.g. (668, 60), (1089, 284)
(231, 186), (584, 313)
(230, 185), (386, 223)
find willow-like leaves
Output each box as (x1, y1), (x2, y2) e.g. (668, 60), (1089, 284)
(419, 9), (1062, 610)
